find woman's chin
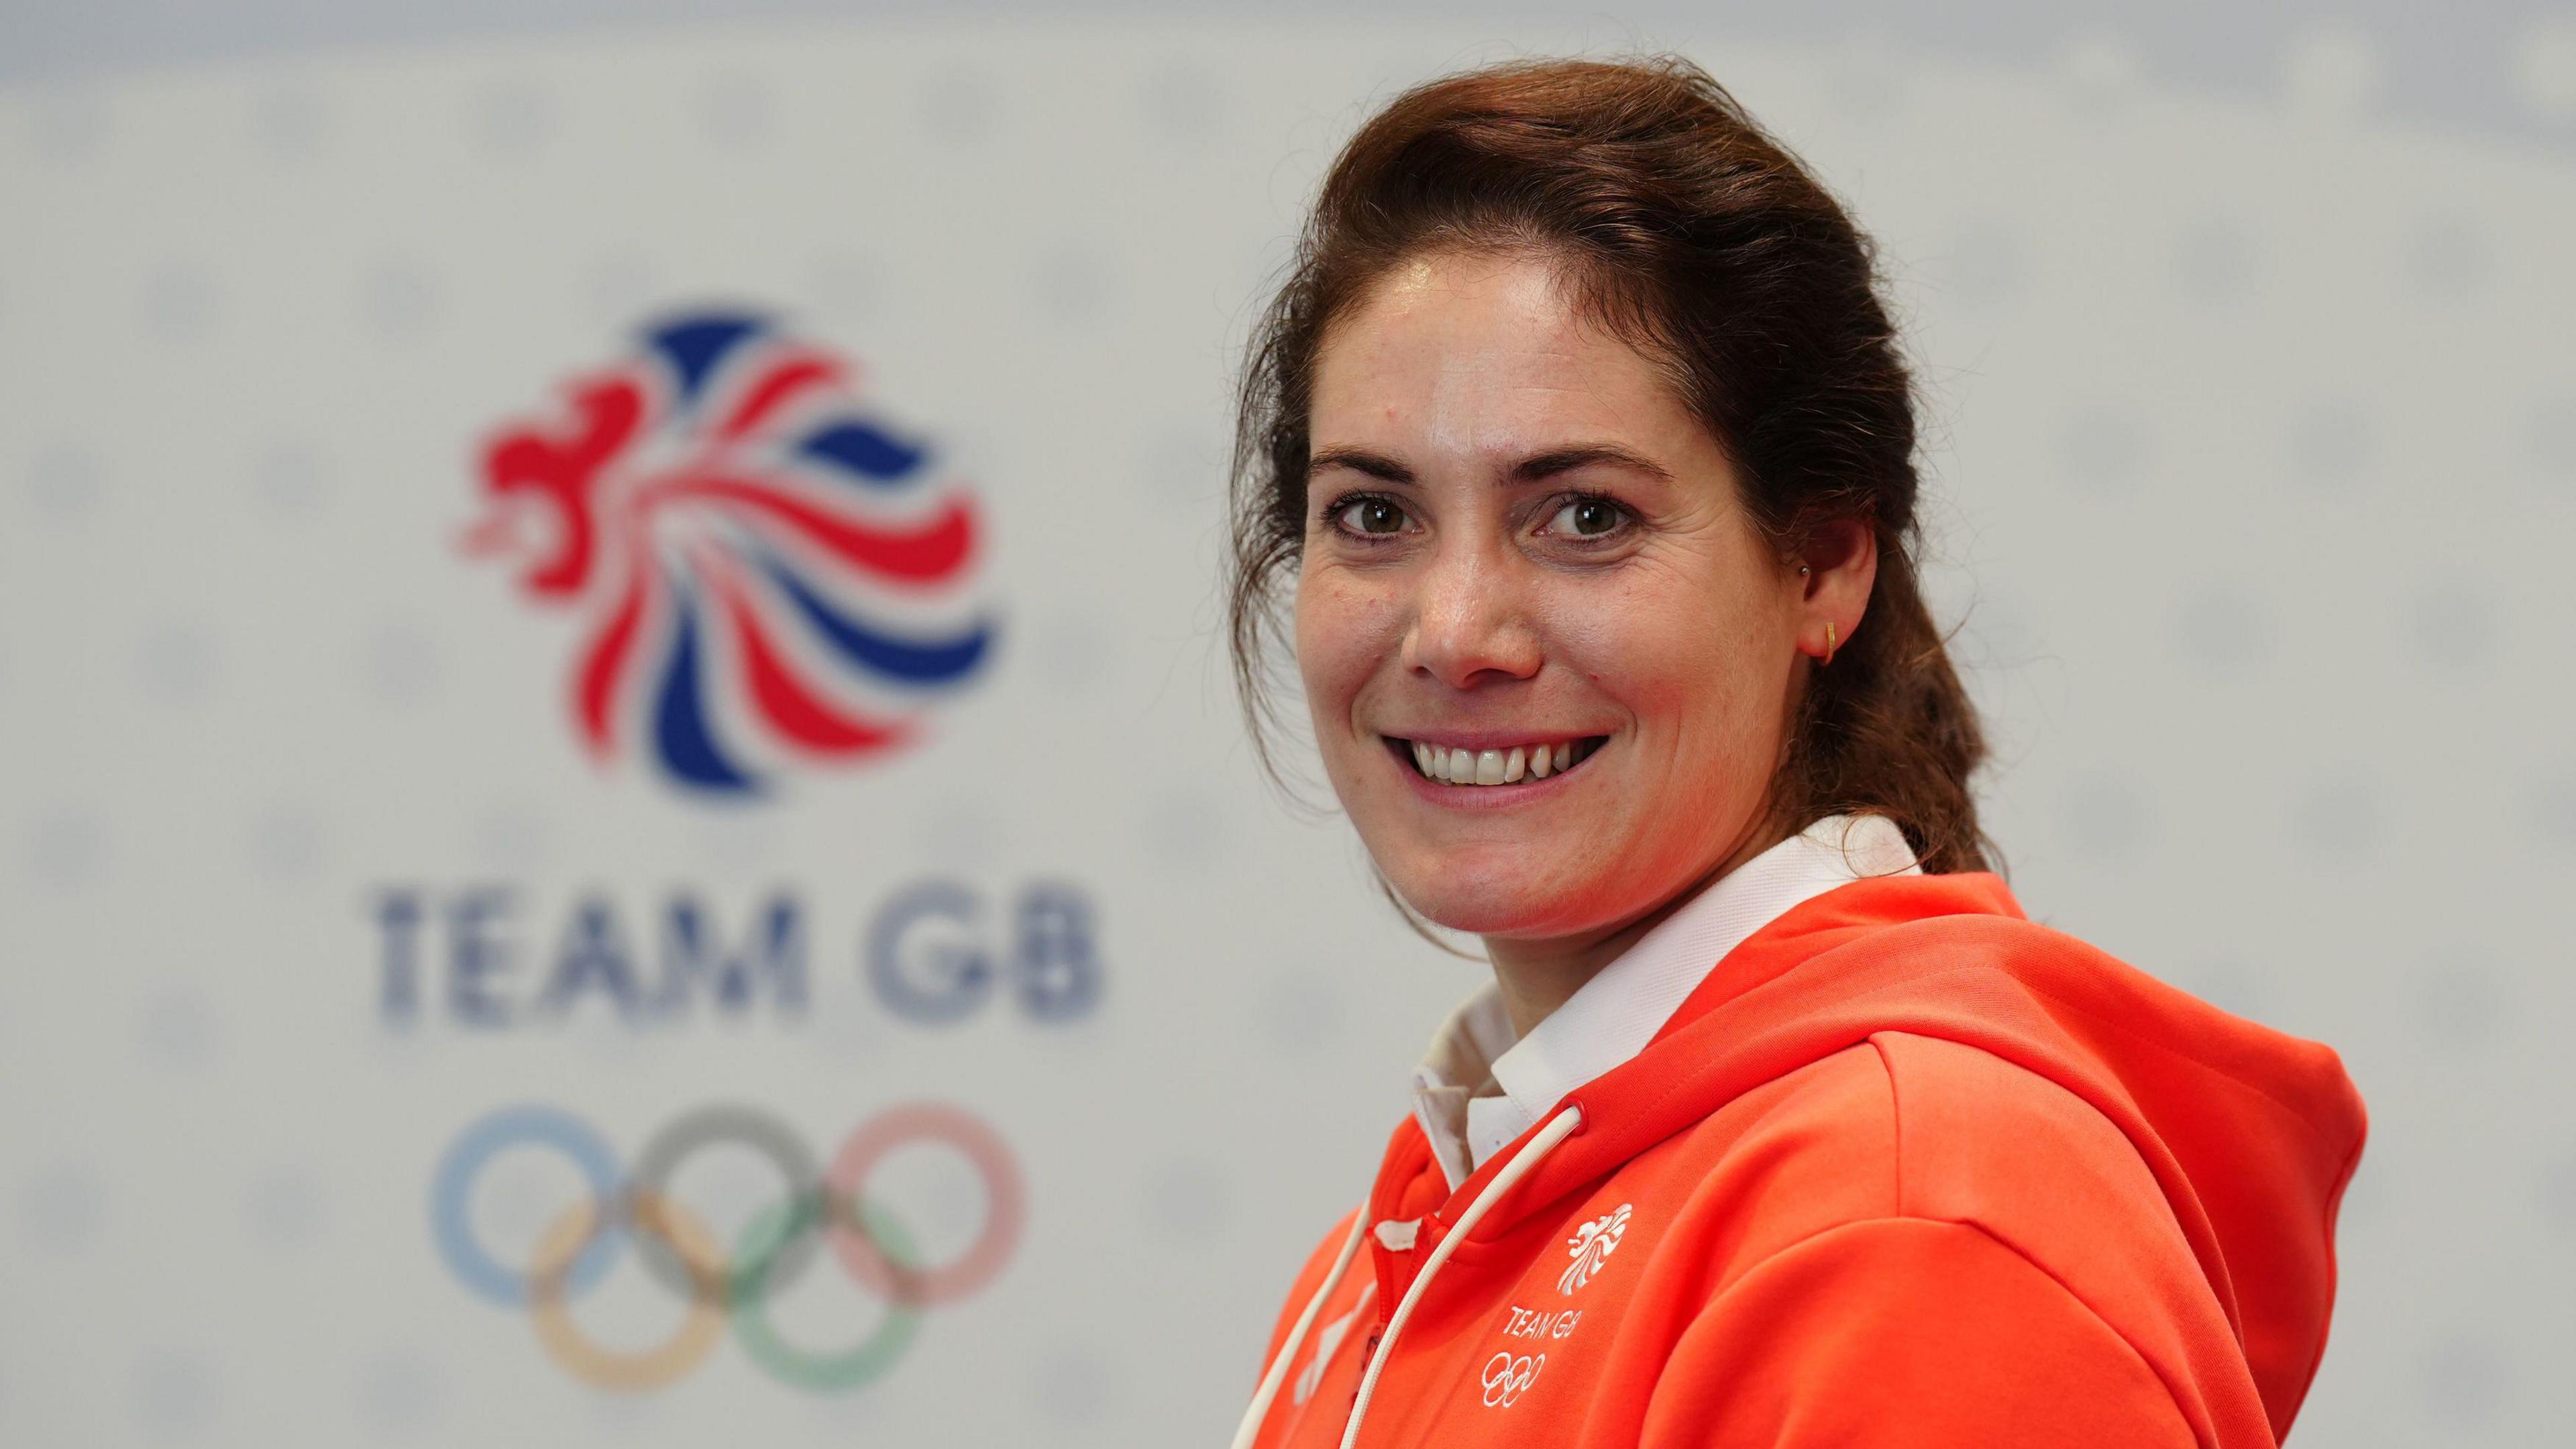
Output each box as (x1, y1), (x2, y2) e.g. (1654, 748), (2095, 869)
(1387, 863), (1616, 941)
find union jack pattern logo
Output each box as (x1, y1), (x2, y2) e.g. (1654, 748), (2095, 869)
(1558, 1202), (1630, 1295)
(464, 311), (996, 796)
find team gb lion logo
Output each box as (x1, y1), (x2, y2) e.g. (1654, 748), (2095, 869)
(461, 311), (997, 796)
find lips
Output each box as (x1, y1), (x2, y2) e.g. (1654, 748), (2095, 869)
(1387, 736), (1607, 786)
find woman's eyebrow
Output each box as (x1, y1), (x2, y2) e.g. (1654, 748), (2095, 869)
(1511, 444), (1675, 484)
(1307, 447), (1414, 483)
(1308, 444), (1673, 486)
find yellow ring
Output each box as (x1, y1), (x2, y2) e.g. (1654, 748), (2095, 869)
(527, 1191), (729, 1391)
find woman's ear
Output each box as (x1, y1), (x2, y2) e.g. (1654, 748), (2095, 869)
(1796, 518), (1876, 663)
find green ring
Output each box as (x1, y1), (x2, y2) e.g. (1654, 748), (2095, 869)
(712, 1186), (822, 1309)
(730, 1194), (926, 1393)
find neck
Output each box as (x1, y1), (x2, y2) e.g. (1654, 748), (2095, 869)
(1480, 820), (1788, 1039)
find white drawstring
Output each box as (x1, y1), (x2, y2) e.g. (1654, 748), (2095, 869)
(1226, 1103), (1585, 1449)
(1228, 1210), (1369, 1449)
(1338, 1104), (1584, 1449)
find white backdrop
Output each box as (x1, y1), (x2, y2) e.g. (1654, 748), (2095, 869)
(3, 15), (2572, 1448)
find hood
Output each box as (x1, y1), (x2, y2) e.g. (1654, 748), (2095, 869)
(1460, 871), (2367, 1440)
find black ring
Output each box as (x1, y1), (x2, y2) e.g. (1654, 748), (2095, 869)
(628, 1104), (823, 1303)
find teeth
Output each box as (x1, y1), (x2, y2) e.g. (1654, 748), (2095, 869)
(1407, 739), (1596, 786)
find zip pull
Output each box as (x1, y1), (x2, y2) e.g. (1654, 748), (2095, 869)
(1346, 1326), (1383, 1414)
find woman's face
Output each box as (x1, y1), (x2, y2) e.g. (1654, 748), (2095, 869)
(1295, 251), (1837, 943)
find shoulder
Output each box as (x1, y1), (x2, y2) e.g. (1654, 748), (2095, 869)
(1633, 1037), (2249, 1445)
(1646, 1215), (2198, 1448)
(1635, 1042), (1902, 1268)
(1648, 1034), (2201, 1313)
(1866, 1030), (2198, 1269)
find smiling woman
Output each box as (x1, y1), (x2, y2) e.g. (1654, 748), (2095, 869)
(1223, 56), (2364, 1449)
(1291, 247), (1879, 1010)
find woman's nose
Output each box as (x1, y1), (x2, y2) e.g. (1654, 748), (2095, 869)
(1402, 541), (1542, 689)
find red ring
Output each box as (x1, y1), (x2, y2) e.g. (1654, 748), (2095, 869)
(826, 1102), (1024, 1306)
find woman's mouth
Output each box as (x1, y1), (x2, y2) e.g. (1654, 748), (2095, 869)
(1387, 735), (1608, 787)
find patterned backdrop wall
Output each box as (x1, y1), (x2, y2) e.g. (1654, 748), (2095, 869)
(2, 11), (2573, 1448)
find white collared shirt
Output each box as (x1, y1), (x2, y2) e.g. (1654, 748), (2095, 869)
(1408, 814), (1921, 1189)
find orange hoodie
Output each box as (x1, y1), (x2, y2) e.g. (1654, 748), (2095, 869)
(1231, 872), (2366, 1449)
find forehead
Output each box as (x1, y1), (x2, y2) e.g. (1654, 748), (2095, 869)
(1310, 252), (1695, 456)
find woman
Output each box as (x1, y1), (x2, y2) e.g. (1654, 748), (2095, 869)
(1223, 57), (2365, 1449)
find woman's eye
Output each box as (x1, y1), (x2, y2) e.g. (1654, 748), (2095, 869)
(1547, 497), (1627, 538)
(1334, 497), (1409, 536)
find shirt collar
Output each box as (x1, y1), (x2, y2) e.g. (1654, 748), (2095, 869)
(1408, 814), (1921, 1189)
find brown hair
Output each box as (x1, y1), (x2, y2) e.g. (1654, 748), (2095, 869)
(1228, 55), (1992, 874)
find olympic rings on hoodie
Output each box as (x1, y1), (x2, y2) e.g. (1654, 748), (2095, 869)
(429, 1102), (1020, 1392)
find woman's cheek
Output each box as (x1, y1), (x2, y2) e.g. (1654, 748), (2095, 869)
(1294, 568), (1392, 745)
(1300, 564), (1395, 661)
(1544, 591), (1688, 724)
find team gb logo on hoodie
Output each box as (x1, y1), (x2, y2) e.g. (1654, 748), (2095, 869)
(1559, 1203), (1631, 1294)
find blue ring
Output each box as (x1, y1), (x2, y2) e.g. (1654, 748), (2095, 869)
(432, 1105), (625, 1306)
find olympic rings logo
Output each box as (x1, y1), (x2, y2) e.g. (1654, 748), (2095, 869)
(1480, 1350), (1545, 1409)
(431, 1101), (1022, 1392)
